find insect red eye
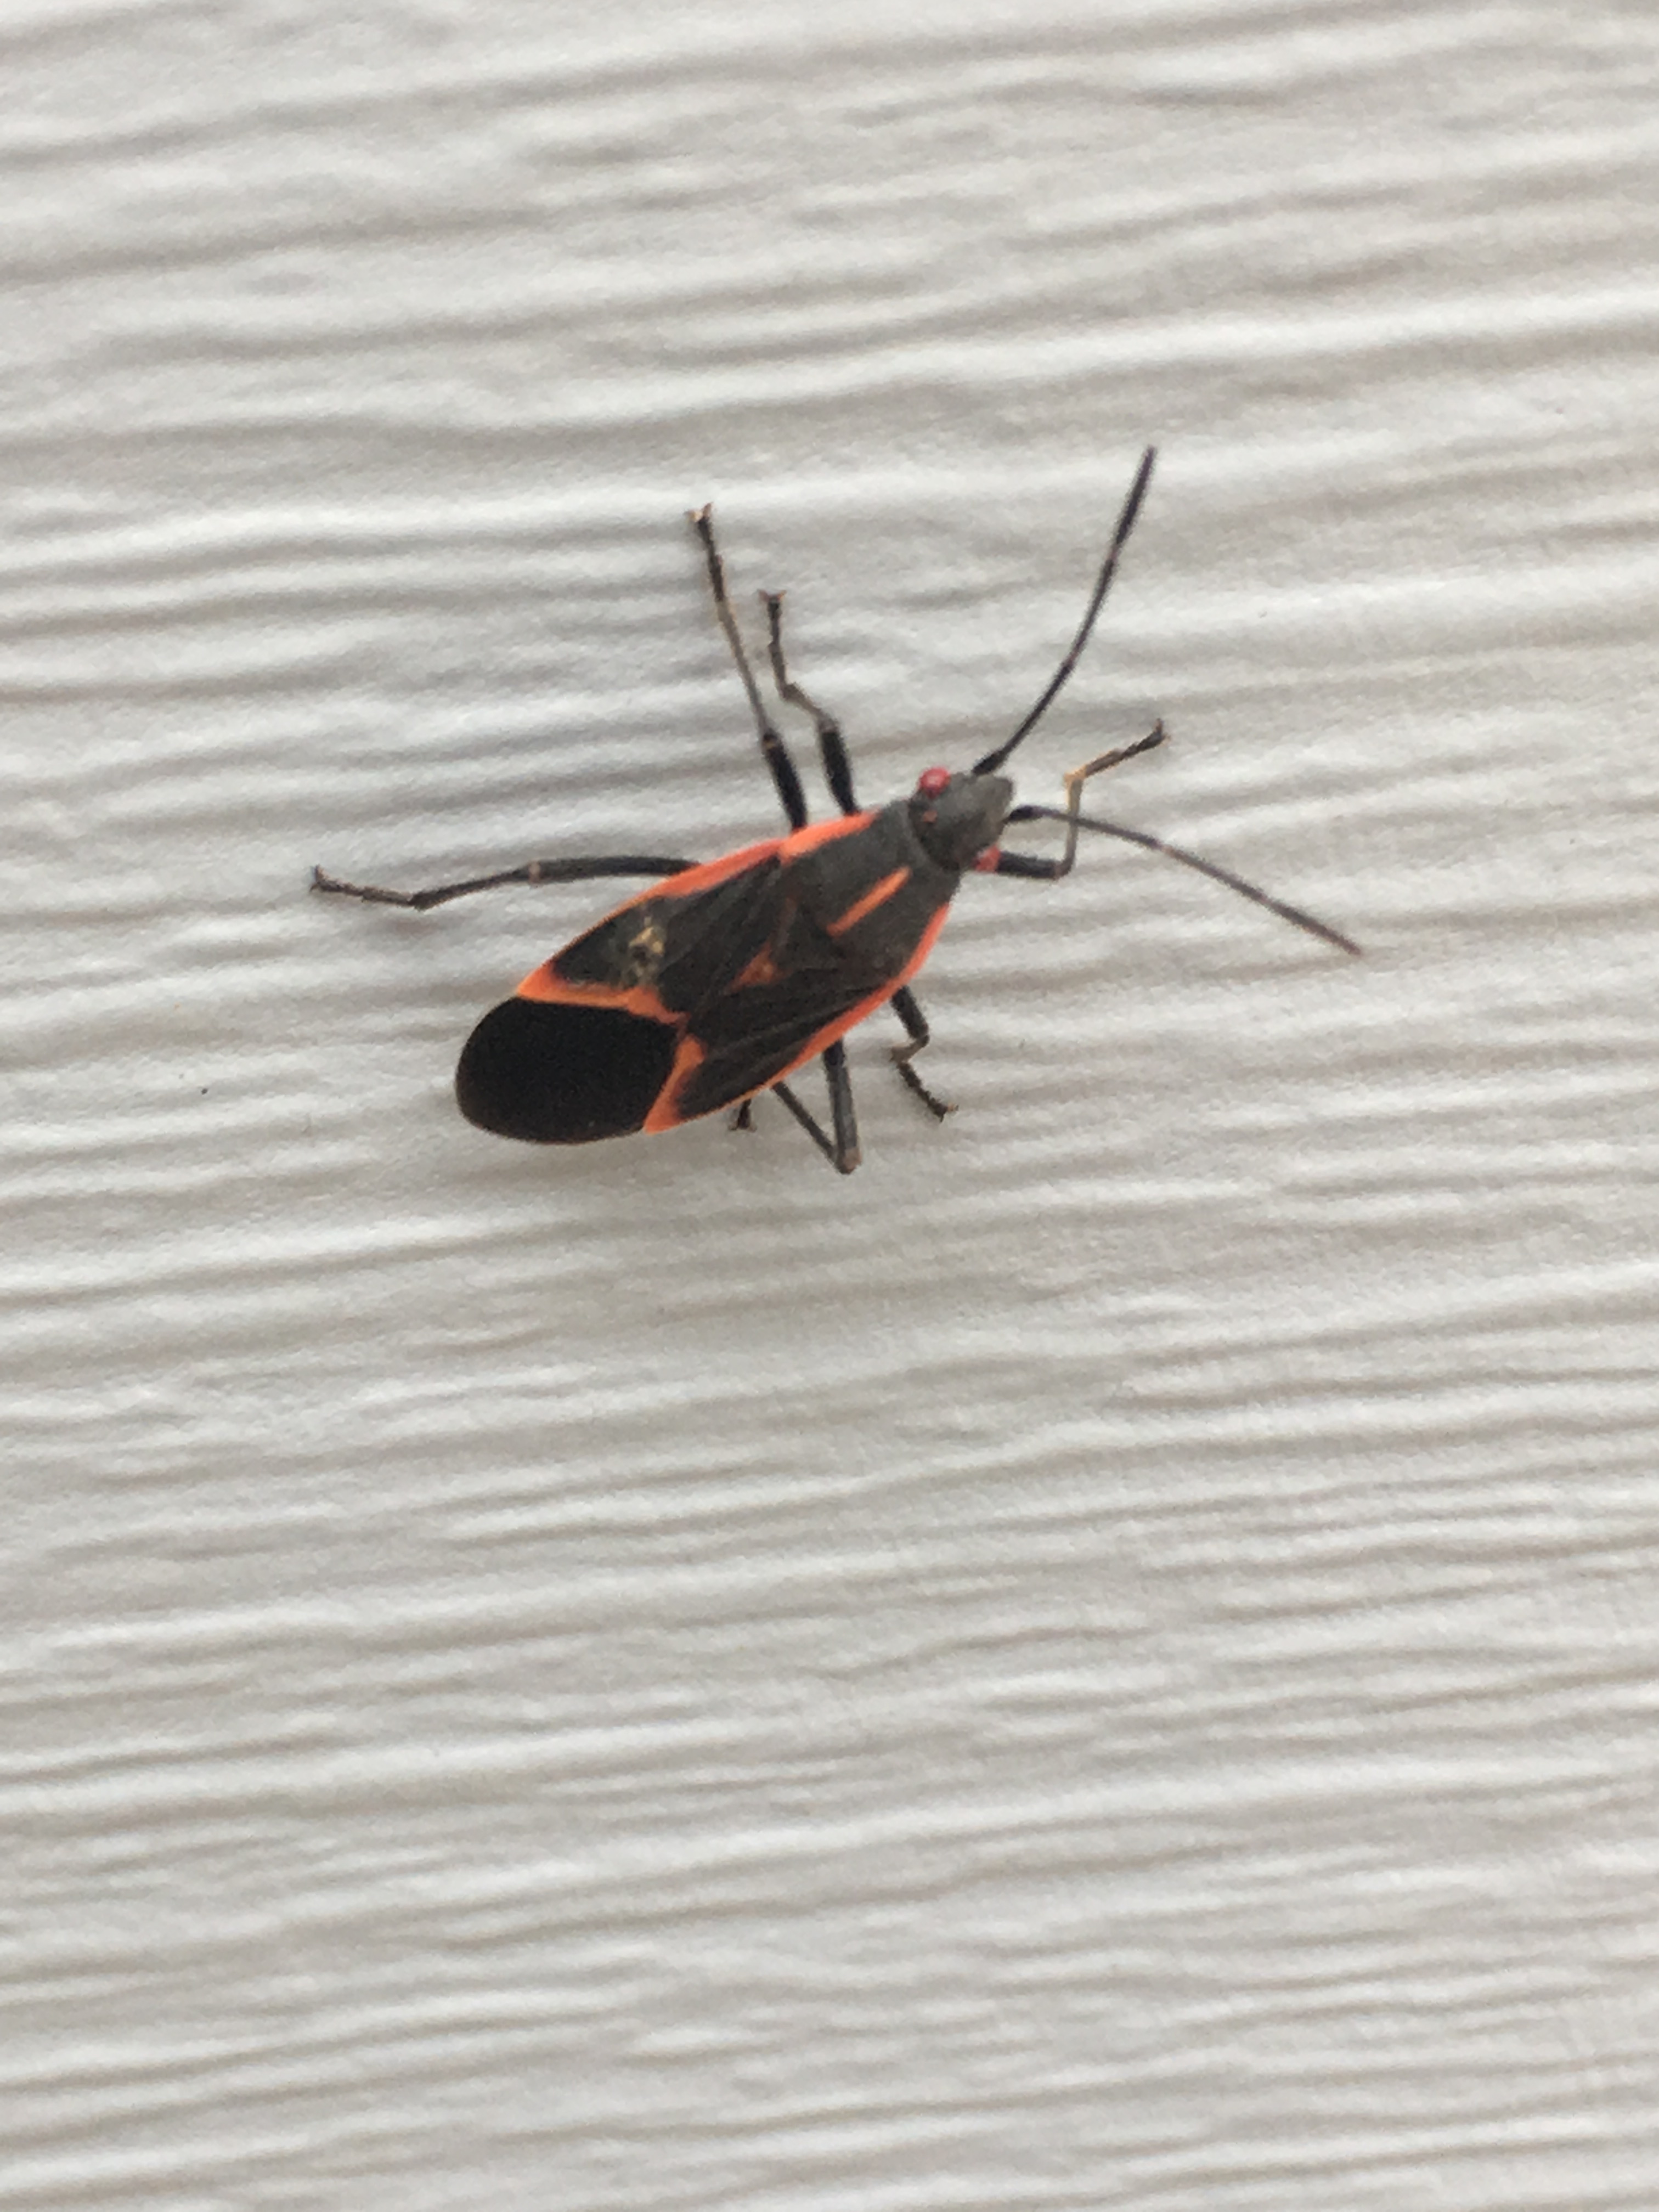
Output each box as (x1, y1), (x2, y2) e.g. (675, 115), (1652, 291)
(916, 766), (951, 797)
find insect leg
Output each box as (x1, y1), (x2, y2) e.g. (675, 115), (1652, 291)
(821, 1040), (861, 1168)
(770, 1040), (861, 1174)
(887, 986), (952, 1120)
(761, 590), (858, 815)
(692, 511), (869, 1163)
(995, 723), (1169, 881)
(996, 723), (1361, 954)
(690, 505), (809, 832)
(311, 853), (696, 911)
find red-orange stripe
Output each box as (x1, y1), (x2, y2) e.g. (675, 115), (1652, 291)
(513, 966), (676, 1026)
(778, 810), (878, 859)
(826, 866), (910, 938)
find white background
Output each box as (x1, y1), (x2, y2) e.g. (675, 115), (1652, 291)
(7, 2), (1659, 2205)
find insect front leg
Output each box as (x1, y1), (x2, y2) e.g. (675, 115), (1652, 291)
(690, 505), (810, 833)
(995, 721), (1361, 954)
(312, 853), (697, 912)
(992, 723), (1167, 882)
(761, 589), (858, 816)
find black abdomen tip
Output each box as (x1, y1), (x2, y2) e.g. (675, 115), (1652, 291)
(456, 996), (679, 1144)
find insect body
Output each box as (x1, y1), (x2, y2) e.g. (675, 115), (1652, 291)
(315, 451), (1358, 1173)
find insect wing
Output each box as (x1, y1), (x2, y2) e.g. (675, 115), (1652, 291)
(650, 810), (957, 1128)
(457, 840), (788, 1144)
(456, 994), (679, 1142)
(652, 958), (887, 1128)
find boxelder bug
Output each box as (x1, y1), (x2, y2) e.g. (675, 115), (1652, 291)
(314, 449), (1358, 1173)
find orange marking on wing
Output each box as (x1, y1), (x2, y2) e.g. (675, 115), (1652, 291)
(642, 1033), (708, 1132)
(733, 947), (784, 989)
(639, 837), (783, 897)
(513, 966), (676, 1025)
(510, 836), (792, 1009)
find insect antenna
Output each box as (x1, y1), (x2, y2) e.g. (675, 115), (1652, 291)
(1003, 789), (1362, 955)
(972, 445), (1158, 776)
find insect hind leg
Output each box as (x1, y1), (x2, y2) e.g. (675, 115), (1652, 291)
(311, 852), (697, 911)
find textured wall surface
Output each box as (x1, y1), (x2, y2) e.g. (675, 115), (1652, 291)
(7, 3), (1658, 2205)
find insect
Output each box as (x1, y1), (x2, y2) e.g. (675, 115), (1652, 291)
(314, 449), (1358, 1173)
